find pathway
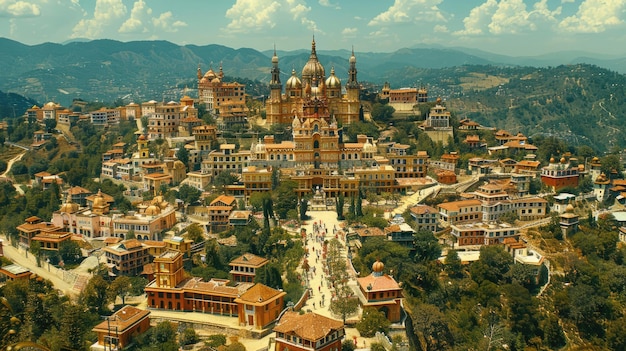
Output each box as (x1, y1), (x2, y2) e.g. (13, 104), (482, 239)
(0, 235), (79, 295)
(294, 210), (376, 349)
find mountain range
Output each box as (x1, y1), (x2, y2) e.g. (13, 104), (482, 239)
(2, 37), (626, 107)
(1, 38), (626, 152)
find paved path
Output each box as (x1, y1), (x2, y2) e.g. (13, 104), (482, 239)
(0, 235), (80, 296)
(294, 210), (376, 349)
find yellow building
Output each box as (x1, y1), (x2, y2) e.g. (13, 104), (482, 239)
(196, 63), (248, 129)
(265, 38), (361, 126)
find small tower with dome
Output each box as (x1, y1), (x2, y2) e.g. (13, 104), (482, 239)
(356, 260), (403, 322)
(559, 204), (579, 240)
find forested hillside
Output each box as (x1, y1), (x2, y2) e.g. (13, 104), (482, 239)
(445, 64), (626, 152)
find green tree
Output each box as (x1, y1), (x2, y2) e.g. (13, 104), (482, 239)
(271, 168), (280, 190)
(108, 276), (132, 305)
(205, 334), (227, 347)
(185, 223), (205, 244)
(274, 180), (298, 219)
(470, 245), (513, 284)
(213, 170), (238, 187)
(176, 146), (190, 171)
(371, 103), (395, 123)
(80, 275), (110, 314)
(410, 303), (453, 351)
(179, 327), (199, 346)
(542, 314), (566, 349)
(58, 240), (82, 265)
(299, 197), (308, 220)
(356, 308), (391, 337)
(444, 249), (463, 278)
(412, 229), (441, 263)
(178, 184), (202, 204)
(29, 240), (42, 267)
(249, 192), (271, 212)
(336, 194), (345, 220)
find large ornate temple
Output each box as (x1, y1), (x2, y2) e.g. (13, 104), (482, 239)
(265, 38), (362, 126)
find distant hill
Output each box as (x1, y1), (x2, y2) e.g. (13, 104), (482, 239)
(444, 64), (626, 152)
(1, 38), (626, 152)
(0, 89), (38, 120)
(0, 38), (494, 105)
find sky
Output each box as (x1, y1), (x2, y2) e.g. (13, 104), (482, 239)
(1, 0), (626, 57)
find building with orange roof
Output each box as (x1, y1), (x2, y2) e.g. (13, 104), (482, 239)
(410, 205), (440, 233)
(274, 311), (345, 351)
(450, 222), (519, 247)
(383, 223), (415, 248)
(229, 253), (269, 283)
(17, 216), (64, 247)
(145, 251), (283, 321)
(356, 260), (403, 322)
(91, 305), (151, 350)
(387, 86), (428, 112)
(208, 195), (237, 232)
(437, 199), (482, 225)
(103, 239), (150, 276)
(234, 283), (286, 329)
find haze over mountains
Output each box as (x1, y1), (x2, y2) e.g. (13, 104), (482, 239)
(1, 38), (626, 152)
(2, 37), (626, 107)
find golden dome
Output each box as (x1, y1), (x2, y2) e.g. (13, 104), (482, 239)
(560, 157), (566, 164)
(204, 68), (216, 79)
(138, 134), (146, 141)
(302, 38), (325, 84)
(372, 260), (384, 273)
(363, 140), (377, 153)
(592, 156), (599, 162)
(285, 69), (302, 90)
(550, 157), (555, 163)
(578, 164), (585, 171)
(60, 194), (79, 213)
(93, 190), (105, 208)
(325, 67), (341, 89)
(211, 77), (221, 84)
(565, 204), (574, 212)
(145, 204), (161, 215)
(436, 97), (442, 104)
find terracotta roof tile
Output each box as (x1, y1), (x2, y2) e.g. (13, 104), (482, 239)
(235, 283), (285, 305)
(274, 312), (344, 341)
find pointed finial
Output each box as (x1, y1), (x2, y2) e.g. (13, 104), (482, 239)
(273, 43), (277, 57)
(352, 45), (355, 56)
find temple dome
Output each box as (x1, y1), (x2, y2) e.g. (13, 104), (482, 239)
(285, 69), (302, 89)
(372, 260), (384, 273)
(302, 38), (325, 83)
(325, 67), (341, 89)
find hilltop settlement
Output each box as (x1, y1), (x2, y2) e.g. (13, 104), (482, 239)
(2, 38), (626, 351)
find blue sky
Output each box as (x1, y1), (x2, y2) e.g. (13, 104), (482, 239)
(1, 0), (625, 56)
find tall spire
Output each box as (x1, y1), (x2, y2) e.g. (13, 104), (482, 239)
(347, 45), (358, 88)
(270, 44), (281, 87)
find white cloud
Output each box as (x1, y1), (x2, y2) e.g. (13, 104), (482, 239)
(369, 0), (446, 26)
(71, 0), (126, 38)
(224, 0), (320, 34)
(433, 24), (448, 33)
(559, 0), (626, 33)
(152, 11), (186, 32)
(342, 27), (357, 38)
(0, 0), (41, 17)
(455, 0), (498, 35)
(455, 0), (561, 36)
(117, 0), (186, 35)
(319, 0), (340, 9)
(225, 0), (281, 33)
(119, 0), (151, 33)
